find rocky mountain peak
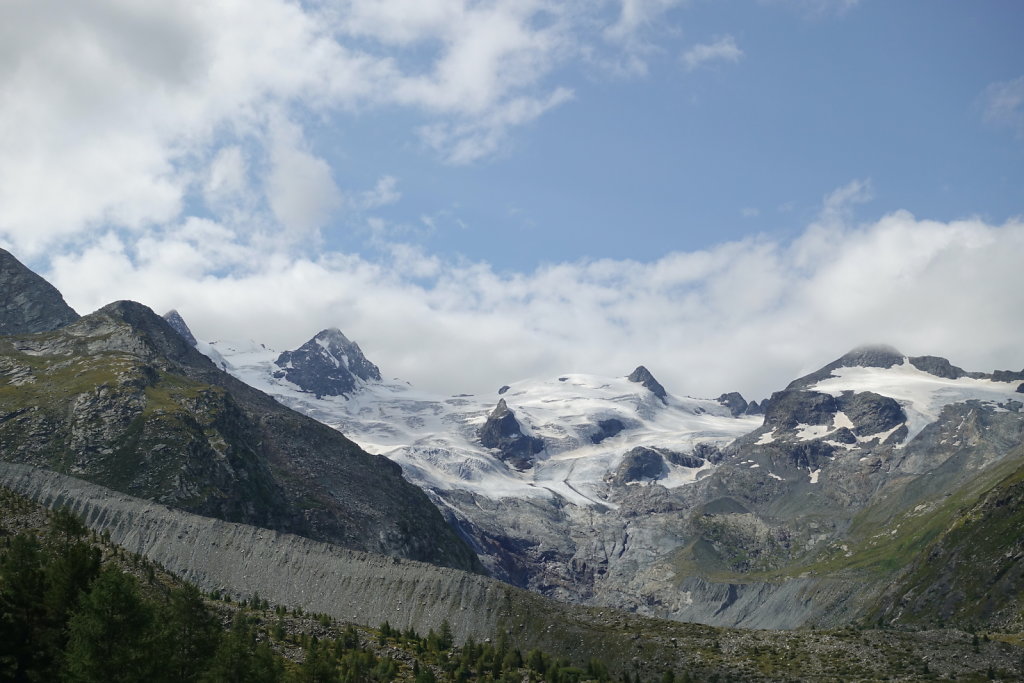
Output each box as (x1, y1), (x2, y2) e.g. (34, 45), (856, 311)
(162, 309), (198, 347)
(479, 398), (543, 470)
(0, 248), (79, 335)
(717, 392), (748, 417)
(273, 327), (381, 398)
(627, 365), (667, 401)
(788, 343), (905, 389)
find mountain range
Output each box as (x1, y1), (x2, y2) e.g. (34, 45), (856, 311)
(169, 285), (1024, 631)
(1, 246), (1023, 679)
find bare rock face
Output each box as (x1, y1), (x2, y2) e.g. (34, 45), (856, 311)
(162, 309), (198, 346)
(0, 248), (78, 335)
(762, 390), (839, 431)
(836, 391), (906, 437)
(614, 447), (666, 484)
(717, 392), (748, 417)
(478, 399), (544, 470)
(627, 365), (667, 402)
(590, 418), (625, 444)
(273, 328), (381, 398)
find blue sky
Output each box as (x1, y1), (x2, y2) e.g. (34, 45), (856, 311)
(309, 0), (1024, 269)
(1, 0), (1022, 398)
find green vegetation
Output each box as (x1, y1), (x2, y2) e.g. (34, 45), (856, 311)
(0, 493), (635, 682)
(1, 487), (1022, 681)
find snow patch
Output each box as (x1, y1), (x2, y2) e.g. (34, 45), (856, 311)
(795, 423), (831, 440)
(808, 468), (821, 484)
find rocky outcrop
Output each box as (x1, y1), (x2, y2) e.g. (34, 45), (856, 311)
(836, 391), (906, 438)
(717, 392), (748, 417)
(478, 399), (543, 470)
(590, 418), (625, 444)
(613, 447), (665, 484)
(273, 328), (381, 398)
(762, 390), (838, 430)
(627, 365), (667, 402)
(0, 248), (78, 335)
(744, 399), (765, 415)
(909, 355), (967, 379)
(162, 309), (198, 346)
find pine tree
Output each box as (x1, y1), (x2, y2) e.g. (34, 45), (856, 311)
(0, 533), (50, 681)
(160, 584), (221, 681)
(202, 613), (283, 683)
(63, 567), (160, 683)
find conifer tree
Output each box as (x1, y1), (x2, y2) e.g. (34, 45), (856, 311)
(63, 567), (160, 683)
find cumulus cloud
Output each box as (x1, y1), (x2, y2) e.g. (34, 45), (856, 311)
(0, 0), (632, 254)
(681, 35), (743, 71)
(46, 204), (1024, 403)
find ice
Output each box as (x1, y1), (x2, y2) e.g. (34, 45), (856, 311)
(811, 360), (1021, 443)
(203, 341), (762, 506)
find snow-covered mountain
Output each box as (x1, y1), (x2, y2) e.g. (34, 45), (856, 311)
(171, 314), (1024, 626)
(202, 333), (760, 509)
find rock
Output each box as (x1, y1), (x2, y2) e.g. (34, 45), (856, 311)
(1018, 383), (1024, 394)
(717, 392), (748, 417)
(627, 366), (667, 402)
(837, 391), (906, 438)
(691, 443), (723, 464)
(762, 390), (838, 431)
(591, 418), (626, 444)
(478, 399), (543, 470)
(0, 248), (78, 335)
(744, 399), (766, 415)
(614, 447), (665, 484)
(162, 309), (198, 347)
(274, 328), (381, 398)
(991, 369), (1024, 383)
(498, 385), (510, 395)
(909, 355), (967, 379)
(787, 344), (905, 389)
(669, 453), (705, 469)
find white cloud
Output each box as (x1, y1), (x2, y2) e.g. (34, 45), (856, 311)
(605, 0), (682, 41)
(0, 0), (632, 254)
(681, 35), (743, 71)
(982, 76), (1024, 138)
(761, 0), (862, 17)
(265, 117), (343, 236)
(46, 204), (1024, 404)
(357, 176), (402, 210)
(817, 177), (873, 226)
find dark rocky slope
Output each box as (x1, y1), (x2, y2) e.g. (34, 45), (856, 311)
(0, 292), (480, 572)
(0, 248), (78, 334)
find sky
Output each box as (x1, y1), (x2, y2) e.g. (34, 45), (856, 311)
(1, 0), (1022, 401)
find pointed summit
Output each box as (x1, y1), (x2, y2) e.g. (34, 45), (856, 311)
(162, 309), (198, 347)
(788, 344), (905, 389)
(0, 248), (79, 335)
(273, 327), (381, 398)
(479, 398), (544, 470)
(627, 365), (667, 402)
